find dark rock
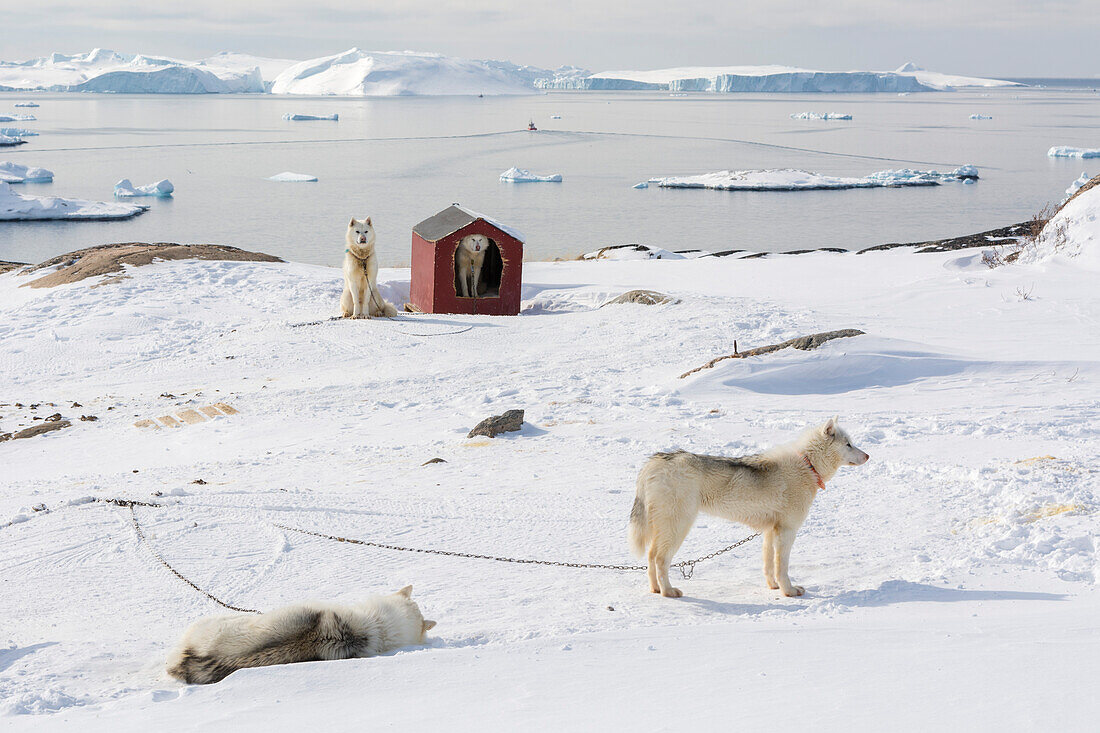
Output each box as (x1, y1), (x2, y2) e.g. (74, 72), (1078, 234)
(468, 409), (525, 438)
(191, 479), (207, 485)
(44, 413), (62, 422)
(80, 415), (98, 421)
(422, 457), (447, 466)
(601, 290), (680, 307)
(9, 420), (71, 440)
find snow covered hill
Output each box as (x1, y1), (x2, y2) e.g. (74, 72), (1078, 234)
(539, 62), (1020, 92)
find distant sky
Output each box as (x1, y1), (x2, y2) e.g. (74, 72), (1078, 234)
(4, 0), (1098, 77)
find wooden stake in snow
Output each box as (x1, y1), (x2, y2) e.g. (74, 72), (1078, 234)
(679, 329), (865, 379)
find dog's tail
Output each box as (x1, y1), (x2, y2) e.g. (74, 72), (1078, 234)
(627, 483), (648, 558)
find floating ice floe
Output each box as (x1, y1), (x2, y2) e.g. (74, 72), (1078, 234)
(0, 181), (148, 220)
(0, 134), (26, 148)
(969, 114), (993, 120)
(500, 166), (563, 183)
(550, 114), (562, 119)
(14, 102), (40, 107)
(0, 128), (38, 137)
(0, 162), (54, 183)
(632, 182), (649, 189)
(0, 114), (36, 122)
(267, 171), (318, 182)
(1065, 172), (1092, 200)
(1048, 146), (1100, 159)
(648, 166), (979, 191)
(113, 179), (174, 197)
(790, 112), (852, 120)
(282, 113), (338, 121)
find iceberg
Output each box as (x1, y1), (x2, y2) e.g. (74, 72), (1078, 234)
(267, 172), (318, 182)
(270, 49), (536, 96)
(969, 114), (993, 120)
(0, 134), (27, 148)
(550, 114), (562, 119)
(649, 166), (979, 191)
(790, 112), (852, 120)
(282, 113), (338, 121)
(14, 102), (39, 107)
(0, 49), (264, 93)
(499, 166), (562, 183)
(0, 128), (38, 137)
(538, 62), (1019, 93)
(0, 162), (54, 183)
(0, 181), (147, 220)
(113, 178), (174, 197)
(1065, 172), (1092, 200)
(1048, 146), (1100, 159)
(0, 114), (36, 122)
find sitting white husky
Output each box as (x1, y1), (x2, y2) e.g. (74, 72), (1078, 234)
(455, 234), (489, 298)
(166, 586), (436, 684)
(629, 417), (869, 598)
(341, 217), (398, 318)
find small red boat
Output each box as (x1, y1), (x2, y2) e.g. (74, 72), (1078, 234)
(527, 120), (538, 131)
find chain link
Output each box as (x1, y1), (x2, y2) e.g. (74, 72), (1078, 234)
(274, 523), (760, 579)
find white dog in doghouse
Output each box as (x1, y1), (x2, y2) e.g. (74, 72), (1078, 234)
(455, 234), (489, 298)
(342, 217), (398, 318)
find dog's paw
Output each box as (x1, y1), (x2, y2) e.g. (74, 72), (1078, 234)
(765, 579), (780, 590)
(660, 587), (683, 598)
(782, 585), (805, 597)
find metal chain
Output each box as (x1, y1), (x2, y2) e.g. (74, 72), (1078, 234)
(119, 500), (261, 614)
(274, 523), (760, 580)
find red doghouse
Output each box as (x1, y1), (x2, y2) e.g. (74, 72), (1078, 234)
(409, 205), (524, 315)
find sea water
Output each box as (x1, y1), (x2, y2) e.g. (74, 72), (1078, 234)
(0, 87), (1097, 267)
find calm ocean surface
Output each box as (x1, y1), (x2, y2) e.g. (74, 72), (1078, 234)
(1, 87), (1098, 267)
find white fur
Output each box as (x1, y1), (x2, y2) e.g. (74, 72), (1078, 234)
(455, 234), (488, 298)
(166, 585), (436, 684)
(628, 417), (869, 598)
(341, 217), (398, 318)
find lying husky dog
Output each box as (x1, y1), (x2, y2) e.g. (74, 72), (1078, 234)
(455, 234), (489, 297)
(629, 417), (869, 598)
(341, 217), (398, 318)
(166, 586), (436, 684)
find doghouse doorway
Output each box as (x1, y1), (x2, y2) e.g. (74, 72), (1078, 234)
(454, 238), (503, 298)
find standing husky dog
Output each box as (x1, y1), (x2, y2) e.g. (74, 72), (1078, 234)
(166, 586), (436, 684)
(341, 217), (398, 318)
(628, 418), (869, 598)
(455, 234), (489, 297)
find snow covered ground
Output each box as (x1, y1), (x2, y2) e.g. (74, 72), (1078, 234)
(647, 166), (978, 191)
(0, 181), (1098, 729)
(0, 181), (146, 219)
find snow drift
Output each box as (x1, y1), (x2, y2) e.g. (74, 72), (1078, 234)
(270, 49), (536, 96)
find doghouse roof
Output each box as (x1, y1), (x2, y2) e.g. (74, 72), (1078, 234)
(413, 205), (526, 243)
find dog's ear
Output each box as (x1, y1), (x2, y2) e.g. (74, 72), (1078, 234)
(349, 217), (357, 228)
(365, 216), (372, 226)
(423, 619), (437, 632)
(395, 584), (413, 598)
(824, 417), (837, 436)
